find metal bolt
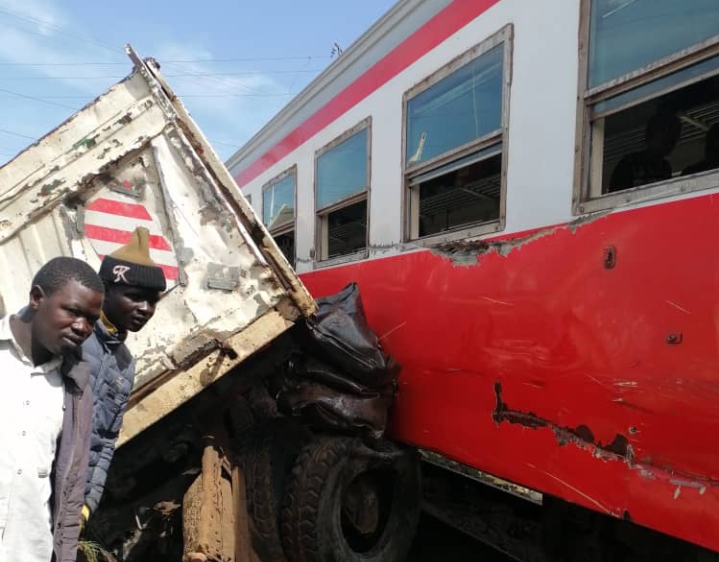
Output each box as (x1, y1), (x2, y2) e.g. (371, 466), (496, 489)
(666, 332), (683, 345)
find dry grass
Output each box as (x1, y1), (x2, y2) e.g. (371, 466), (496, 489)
(78, 539), (116, 562)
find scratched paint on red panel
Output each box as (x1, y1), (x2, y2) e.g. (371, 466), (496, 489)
(234, 0), (500, 187)
(299, 193), (719, 553)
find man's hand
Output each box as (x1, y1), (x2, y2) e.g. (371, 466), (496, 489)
(79, 504), (90, 532)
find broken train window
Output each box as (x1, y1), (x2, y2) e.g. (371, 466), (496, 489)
(314, 119), (370, 262)
(576, 0), (719, 211)
(262, 167), (296, 267)
(403, 25), (512, 241)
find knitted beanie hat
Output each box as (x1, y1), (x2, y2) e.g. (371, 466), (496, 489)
(98, 227), (167, 291)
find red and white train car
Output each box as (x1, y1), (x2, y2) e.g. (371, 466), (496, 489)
(228, 0), (719, 557)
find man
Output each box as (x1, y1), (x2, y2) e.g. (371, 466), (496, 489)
(609, 111), (682, 192)
(0, 256), (104, 562)
(82, 227), (166, 523)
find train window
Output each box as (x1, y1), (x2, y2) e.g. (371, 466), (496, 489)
(262, 166), (296, 266)
(314, 119), (370, 262)
(575, 0), (719, 213)
(403, 25), (512, 243)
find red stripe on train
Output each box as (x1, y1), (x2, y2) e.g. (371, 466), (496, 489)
(85, 225), (172, 252)
(234, 0), (499, 187)
(86, 197), (153, 221)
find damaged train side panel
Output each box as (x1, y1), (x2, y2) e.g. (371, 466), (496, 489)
(300, 190), (719, 553)
(0, 46), (316, 446)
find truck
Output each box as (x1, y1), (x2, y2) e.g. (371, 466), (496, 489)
(0, 46), (415, 562)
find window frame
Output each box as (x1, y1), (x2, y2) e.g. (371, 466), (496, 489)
(261, 165), (297, 265)
(573, 0), (719, 215)
(313, 117), (372, 266)
(401, 24), (513, 246)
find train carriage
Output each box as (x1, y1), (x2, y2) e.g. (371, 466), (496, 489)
(227, 0), (719, 557)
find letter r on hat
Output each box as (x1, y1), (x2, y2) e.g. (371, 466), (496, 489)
(113, 264), (131, 284)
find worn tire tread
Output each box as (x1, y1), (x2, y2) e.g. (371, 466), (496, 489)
(281, 436), (353, 562)
(240, 418), (310, 562)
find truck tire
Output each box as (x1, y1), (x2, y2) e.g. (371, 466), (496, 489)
(280, 435), (421, 562)
(240, 418), (311, 562)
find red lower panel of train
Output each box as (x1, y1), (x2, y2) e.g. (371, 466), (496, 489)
(299, 193), (719, 553)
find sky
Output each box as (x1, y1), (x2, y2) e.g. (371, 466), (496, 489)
(0, 0), (397, 165)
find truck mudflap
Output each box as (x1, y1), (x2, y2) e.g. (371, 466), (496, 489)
(232, 284), (418, 562)
(272, 282), (401, 439)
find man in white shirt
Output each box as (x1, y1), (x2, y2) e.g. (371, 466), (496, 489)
(0, 256), (104, 562)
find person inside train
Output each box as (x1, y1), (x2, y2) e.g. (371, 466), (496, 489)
(682, 123), (719, 176)
(608, 111), (682, 193)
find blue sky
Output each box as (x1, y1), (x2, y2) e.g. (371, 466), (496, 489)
(0, 0), (397, 165)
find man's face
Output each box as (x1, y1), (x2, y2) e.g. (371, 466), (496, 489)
(104, 285), (161, 333)
(31, 279), (103, 356)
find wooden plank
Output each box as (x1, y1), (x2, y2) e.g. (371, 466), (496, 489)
(118, 309), (293, 447)
(183, 445), (235, 562)
(232, 466), (254, 562)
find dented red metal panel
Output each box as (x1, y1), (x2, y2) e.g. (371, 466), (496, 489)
(300, 192), (719, 553)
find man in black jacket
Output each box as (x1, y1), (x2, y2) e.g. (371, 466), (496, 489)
(82, 227), (166, 524)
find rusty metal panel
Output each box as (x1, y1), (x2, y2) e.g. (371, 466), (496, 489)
(0, 46), (315, 441)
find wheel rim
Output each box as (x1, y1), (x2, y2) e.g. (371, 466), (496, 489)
(340, 468), (395, 553)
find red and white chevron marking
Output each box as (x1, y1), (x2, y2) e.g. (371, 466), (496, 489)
(84, 193), (179, 282)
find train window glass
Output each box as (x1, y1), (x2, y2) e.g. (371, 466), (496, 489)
(410, 145), (502, 238)
(263, 173), (295, 229)
(406, 44), (503, 166)
(576, 0), (719, 212)
(273, 231), (295, 267)
(323, 200), (367, 259)
(588, 0), (719, 88)
(262, 167), (296, 266)
(403, 26), (512, 243)
(316, 127), (368, 209)
(315, 119), (370, 262)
